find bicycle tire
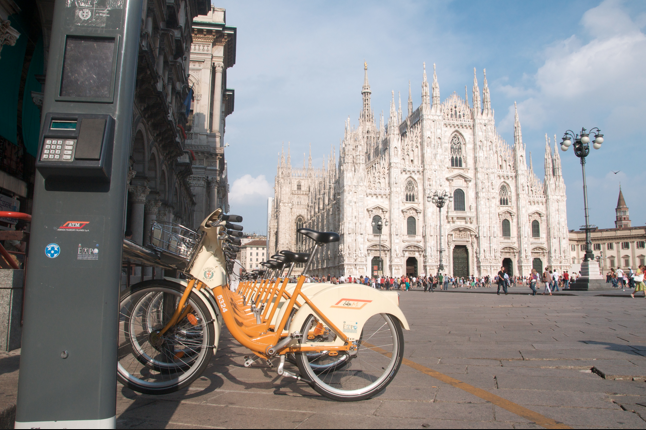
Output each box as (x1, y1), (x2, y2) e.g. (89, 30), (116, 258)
(118, 280), (217, 395)
(296, 313), (404, 402)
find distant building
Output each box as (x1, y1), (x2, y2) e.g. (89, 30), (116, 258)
(268, 64), (571, 278)
(239, 239), (267, 272)
(570, 189), (646, 273)
(186, 7), (236, 228)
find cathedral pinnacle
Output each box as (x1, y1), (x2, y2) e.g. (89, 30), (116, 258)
(431, 63), (440, 111)
(472, 68), (481, 116)
(361, 62), (373, 124)
(422, 63), (430, 107)
(482, 69), (491, 116)
(544, 134), (553, 178)
(514, 102), (522, 146)
(408, 81), (413, 117)
(308, 144), (312, 170)
(465, 86), (469, 108)
(398, 91), (402, 124)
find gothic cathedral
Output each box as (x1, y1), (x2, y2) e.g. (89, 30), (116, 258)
(268, 64), (571, 278)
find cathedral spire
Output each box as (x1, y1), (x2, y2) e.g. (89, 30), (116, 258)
(432, 63), (440, 112)
(472, 68), (481, 117)
(544, 134), (553, 178)
(280, 143), (285, 167)
(389, 91), (397, 134)
(615, 187), (631, 228)
(408, 81), (413, 117)
(465, 85), (469, 108)
(529, 151), (534, 173)
(287, 142), (291, 168)
(514, 102), (522, 146)
(421, 63), (430, 107)
(552, 134), (562, 178)
(308, 144), (312, 170)
(482, 69), (492, 116)
(360, 62), (374, 124)
(398, 91), (402, 124)
(380, 111), (385, 138)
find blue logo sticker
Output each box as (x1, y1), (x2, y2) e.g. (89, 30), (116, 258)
(45, 243), (61, 259)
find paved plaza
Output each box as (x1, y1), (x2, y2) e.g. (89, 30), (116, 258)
(110, 290), (646, 429)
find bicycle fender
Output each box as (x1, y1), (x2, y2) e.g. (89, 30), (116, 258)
(164, 277), (222, 353)
(290, 284), (410, 344)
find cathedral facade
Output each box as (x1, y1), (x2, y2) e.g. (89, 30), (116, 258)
(267, 65), (571, 278)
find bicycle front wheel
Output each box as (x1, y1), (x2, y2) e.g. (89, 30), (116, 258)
(118, 280), (217, 395)
(296, 313), (404, 401)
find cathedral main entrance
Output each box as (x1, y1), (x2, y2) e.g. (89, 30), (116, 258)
(406, 257), (418, 277)
(453, 246), (469, 278)
(371, 257), (383, 277)
(503, 258), (514, 276)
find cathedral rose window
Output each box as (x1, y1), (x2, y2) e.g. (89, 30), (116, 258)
(450, 134), (463, 168)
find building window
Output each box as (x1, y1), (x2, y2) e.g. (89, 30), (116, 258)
(609, 258), (615, 268)
(571, 245), (576, 252)
(405, 179), (417, 202)
(640, 256), (645, 266)
(297, 181), (302, 191)
(580, 245), (585, 251)
(532, 220), (540, 238)
(638, 241), (646, 249)
(407, 216), (417, 236)
(500, 186), (511, 206)
(572, 257), (576, 264)
(624, 258), (630, 267)
(450, 134), (463, 167)
(453, 189), (465, 211)
(372, 215), (382, 235)
(502, 219), (511, 238)
(622, 242), (630, 250)
(594, 244), (601, 251)
(607, 243), (614, 250)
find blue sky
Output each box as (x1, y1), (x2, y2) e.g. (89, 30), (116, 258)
(217, 0), (646, 234)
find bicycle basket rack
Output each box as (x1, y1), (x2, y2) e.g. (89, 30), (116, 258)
(149, 222), (201, 262)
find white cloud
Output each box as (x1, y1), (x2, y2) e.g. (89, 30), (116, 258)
(500, 0), (646, 139)
(228, 175), (273, 206)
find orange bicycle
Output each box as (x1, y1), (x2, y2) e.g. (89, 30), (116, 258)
(118, 209), (409, 401)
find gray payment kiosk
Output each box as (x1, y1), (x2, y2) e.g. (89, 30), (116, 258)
(15, 0), (142, 427)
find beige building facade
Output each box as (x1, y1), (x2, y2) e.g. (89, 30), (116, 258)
(240, 239), (267, 272)
(570, 190), (646, 273)
(185, 7), (236, 228)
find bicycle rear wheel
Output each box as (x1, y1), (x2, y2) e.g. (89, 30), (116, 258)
(118, 280), (217, 394)
(295, 313), (404, 401)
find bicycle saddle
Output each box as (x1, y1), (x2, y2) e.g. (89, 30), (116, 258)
(297, 228), (340, 244)
(272, 255), (288, 263)
(280, 250), (310, 263)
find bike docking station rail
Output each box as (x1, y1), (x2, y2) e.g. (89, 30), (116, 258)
(15, 0), (143, 427)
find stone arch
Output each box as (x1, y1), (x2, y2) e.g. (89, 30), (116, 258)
(147, 149), (159, 190)
(131, 128), (147, 176)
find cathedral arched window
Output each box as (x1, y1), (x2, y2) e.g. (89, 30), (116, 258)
(532, 220), (540, 238)
(500, 185), (510, 206)
(297, 182), (302, 191)
(372, 215), (383, 235)
(405, 179), (417, 202)
(502, 219), (511, 238)
(453, 189), (465, 212)
(407, 216), (417, 236)
(296, 217), (305, 251)
(450, 134), (464, 168)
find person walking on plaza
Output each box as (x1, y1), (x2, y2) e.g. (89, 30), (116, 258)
(542, 268), (552, 295)
(529, 268), (538, 296)
(563, 271), (570, 289)
(497, 267), (508, 295)
(628, 267), (636, 292)
(552, 269), (560, 292)
(631, 265), (645, 298)
(616, 267), (625, 290)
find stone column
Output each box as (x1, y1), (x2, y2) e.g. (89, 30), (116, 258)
(211, 62), (224, 145)
(208, 177), (217, 213)
(128, 185), (150, 245)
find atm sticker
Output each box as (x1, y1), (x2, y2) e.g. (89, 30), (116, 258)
(58, 221), (90, 232)
(78, 243), (99, 260)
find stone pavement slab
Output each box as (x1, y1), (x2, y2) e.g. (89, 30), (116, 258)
(0, 350), (19, 429)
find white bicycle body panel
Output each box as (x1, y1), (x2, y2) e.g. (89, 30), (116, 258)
(184, 209), (409, 349)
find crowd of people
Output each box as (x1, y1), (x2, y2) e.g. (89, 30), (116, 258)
(606, 265), (646, 298)
(296, 266), (592, 296)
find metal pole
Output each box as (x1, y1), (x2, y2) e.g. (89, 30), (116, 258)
(580, 156), (593, 261)
(438, 205), (443, 275)
(378, 228), (381, 277)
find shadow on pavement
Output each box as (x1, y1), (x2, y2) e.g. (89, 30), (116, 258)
(0, 355), (19, 377)
(580, 340), (646, 357)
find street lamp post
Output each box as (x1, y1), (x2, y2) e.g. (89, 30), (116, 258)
(560, 127), (605, 290)
(427, 191), (452, 276)
(371, 218), (388, 277)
